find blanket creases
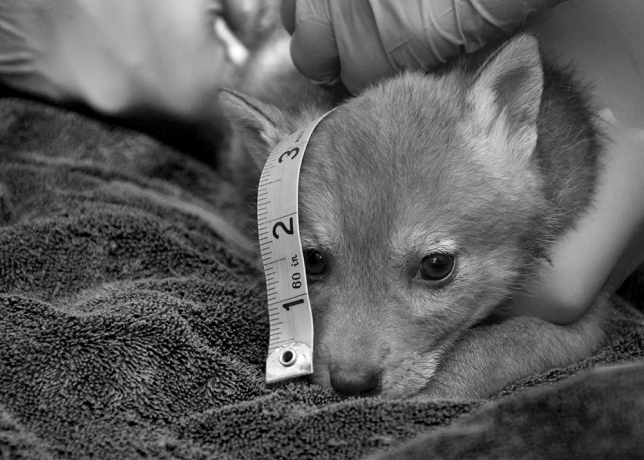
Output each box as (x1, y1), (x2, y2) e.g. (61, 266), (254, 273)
(1, 98), (644, 460)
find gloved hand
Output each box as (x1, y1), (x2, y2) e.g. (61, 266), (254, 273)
(280, 0), (564, 94)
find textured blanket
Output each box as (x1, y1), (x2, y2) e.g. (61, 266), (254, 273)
(1, 98), (644, 460)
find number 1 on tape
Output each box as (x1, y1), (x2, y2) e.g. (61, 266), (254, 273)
(258, 111), (332, 384)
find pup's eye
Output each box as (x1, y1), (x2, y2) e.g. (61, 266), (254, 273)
(304, 250), (326, 280)
(416, 253), (455, 285)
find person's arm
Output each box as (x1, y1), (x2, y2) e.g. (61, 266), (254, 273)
(510, 0), (644, 323)
(508, 118), (644, 323)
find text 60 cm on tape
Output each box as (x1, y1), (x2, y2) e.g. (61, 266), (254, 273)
(258, 111), (332, 384)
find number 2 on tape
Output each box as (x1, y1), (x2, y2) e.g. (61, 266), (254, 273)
(258, 110), (332, 384)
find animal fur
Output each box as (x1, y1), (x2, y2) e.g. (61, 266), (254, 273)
(221, 33), (609, 399)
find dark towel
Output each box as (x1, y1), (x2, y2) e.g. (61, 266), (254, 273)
(1, 98), (643, 460)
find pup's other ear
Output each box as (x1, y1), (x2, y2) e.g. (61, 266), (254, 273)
(472, 34), (543, 128)
(219, 89), (289, 169)
(469, 34), (543, 160)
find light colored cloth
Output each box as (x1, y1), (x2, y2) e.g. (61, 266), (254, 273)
(0, 0), (264, 119)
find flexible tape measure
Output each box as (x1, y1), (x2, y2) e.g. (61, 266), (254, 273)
(258, 110), (332, 384)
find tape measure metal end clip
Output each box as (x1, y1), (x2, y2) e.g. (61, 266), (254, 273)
(266, 341), (313, 384)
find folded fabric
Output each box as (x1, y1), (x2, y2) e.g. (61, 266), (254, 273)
(1, 98), (643, 459)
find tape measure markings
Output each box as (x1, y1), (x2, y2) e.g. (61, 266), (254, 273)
(259, 110), (333, 384)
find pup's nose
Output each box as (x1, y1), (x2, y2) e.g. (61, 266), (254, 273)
(329, 365), (381, 396)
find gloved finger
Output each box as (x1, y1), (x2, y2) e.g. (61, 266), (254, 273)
(280, 0), (296, 34)
(288, 0), (395, 93)
(287, 0), (343, 89)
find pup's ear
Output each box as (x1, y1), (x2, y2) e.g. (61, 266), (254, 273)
(219, 89), (289, 169)
(469, 34), (543, 160)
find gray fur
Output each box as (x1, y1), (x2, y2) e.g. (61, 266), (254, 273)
(221, 34), (609, 399)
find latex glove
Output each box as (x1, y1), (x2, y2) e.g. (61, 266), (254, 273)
(280, 0), (564, 94)
(0, 0), (268, 119)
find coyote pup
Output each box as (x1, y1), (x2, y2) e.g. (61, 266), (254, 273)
(221, 34), (609, 399)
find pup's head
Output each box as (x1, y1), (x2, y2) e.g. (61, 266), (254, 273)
(222, 35), (547, 397)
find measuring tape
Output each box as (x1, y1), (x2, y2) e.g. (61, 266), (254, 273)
(258, 110), (333, 384)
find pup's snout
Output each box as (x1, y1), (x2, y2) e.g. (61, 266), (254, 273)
(329, 364), (381, 396)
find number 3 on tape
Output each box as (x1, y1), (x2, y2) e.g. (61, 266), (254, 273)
(258, 110), (332, 384)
